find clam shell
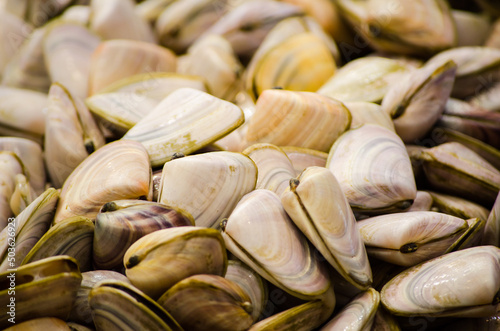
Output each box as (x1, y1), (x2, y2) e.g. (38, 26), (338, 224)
(89, 280), (183, 331)
(9, 174), (36, 216)
(282, 166), (372, 289)
(407, 191), (433, 212)
(482, 192), (500, 247)
(0, 152), (23, 223)
(381, 246), (500, 317)
(345, 101), (395, 132)
(93, 200), (194, 270)
(124, 226), (227, 299)
(326, 124), (417, 213)
(452, 10), (491, 47)
(21, 216), (94, 272)
(357, 211), (469, 267)
(3, 318), (70, 331)
(61, 5), (91, 25)
(427, 191), (490, 221)
(43, 21), (100, 99)
(320, 288), (379, 331)
(249, 32), (335, 97)
(157, 274), (253, 331)
(136, 0), (176, 24)
(245, 90), (351, 152)
(89, 0), (156, 43)
(158, 152), (256, 228)
(243, 144), (296, 197)
(0, 10), (30, 77)
(45, 83), (105, 188)
(0, 188), (59, 272)
(53, 140), (151, 223)
(221, 189), (331, 300)
(88, 39), (176, 95)
(122, 88), (244, 167)
(0, 256), (82, 329)
(282, 146), (328, 176)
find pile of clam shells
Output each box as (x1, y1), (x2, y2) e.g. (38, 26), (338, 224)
(2, 0), (500, 330)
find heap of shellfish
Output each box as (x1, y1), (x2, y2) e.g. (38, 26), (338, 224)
(1, 0), (500, 330)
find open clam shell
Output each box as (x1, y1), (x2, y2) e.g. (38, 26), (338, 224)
(221, 189), (331, 300)
(326, 124), (417, 213)
(320, 288), (379, 331)
(124, 226), (227, 299)
(53, 140), (151, 223)
(0, 256), (82, 329)
(158, 274), (253, 331)
(357, 211), (469, 267)
(245, 89), (351, 152)
(89, 280), (183, 331)
(243, 144), (296, 197)
(93, 200), (194, 270)
(123, 87), (244, 167)
(158, 152), (256, 228)
(21, 216), (94, 272)
(282, 166), (372, 290)
(381, 246), (500, 317)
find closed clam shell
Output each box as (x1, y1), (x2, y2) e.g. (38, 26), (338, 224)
(124, 226), (227, 299)
(382, 60), (457, 143)
(3, 318), (70, 331)
(93, 200), (194, 270)
(45, 83), (105, 188)
(282, 146), (328, 176)
(43, 21), (101, 99)
(243, 144), (296, 197)
(0, 188), (59, 272)
(381, 246), (500, 317)
(245, 90), (351, 152)
(320, 288), (379, 331)
(158, 152), (256, 228)
(123, 88), (244, 167)
(326, 124), (417, 213)
(89, 280), (183, 331)
(221, 189), (331, 300)
(282, 166), (372, 290)
(0, 256), (82, 329)
(53, 140), (151, 223)
(88, 39), (176, 95)
(225, 259), (268, 322)
(89, 0), (156, 43)
(21, 216), (94, 272)
(158, 274), (253, 331)
(357, 211), (469, 267)
(249, 32), (335, 97)
(420, 142), (500, 206)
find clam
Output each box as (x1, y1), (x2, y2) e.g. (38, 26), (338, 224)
(158, 274), (254, 331)
(345, 101), (395, 132)
(122, 88), (244, 167)
(0, 10), (30, 79)
(89, 280), (183, 331)
(93, 200), (194, 270)
(53, 140), (151, 223)
(326, 124), (417, 213)
(482, 192), (500, 247)
(61, 5), (91, 25)
(155, 0), (230, 54)
(381, 60), (457, 143)
(317, 56), (414, 104)
(136, 0), (176, 24)
(124, 226), (227, 299)
(357, 211), (469, 267)
(3, 318), (70, 331)
(0, 152), (24, 223)
(245, 90), (351, 152)
(281, 146), (328, 176)
(158, 152), (256, 228)
(407, 191), (434, 212)
(418, 142), (500, 206)
(336, 0), (456, 56)
(221, 189), (331, 300)
(203, 0), (304, 60)
(178, 34), (243, 101)
(45, 83), (105, 188)
(242, 144), (296, 197)
(9, 174), (36, 216)
(69, 270), (130, 326)
(0, 188), (59, 272)
(88, 39), (176, 95)
(0, 256), (82, 329)
(225, 259), (268, 322)
(282, 166), (373, 289)
(43, 21), (101, 99)
(320, 288), (379, 331)
(381, 246), (500, 317)
(427, 191), (490, 222)
(89, 0), (156, 43)
(21, 216), (94, 272)
(451, 10), (491, 47)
